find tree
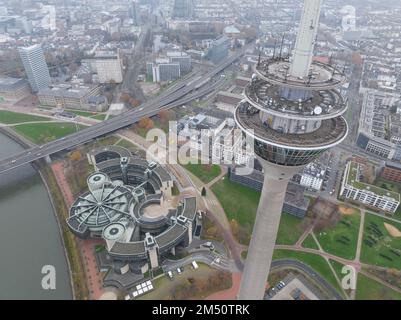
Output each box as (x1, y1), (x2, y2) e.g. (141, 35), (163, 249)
(138, 117), (154, 130)
(157, 110), (170, 123)
(120, 93), (131, 103)
(129, 98), (141, 108)
(69, 150), (82, 162)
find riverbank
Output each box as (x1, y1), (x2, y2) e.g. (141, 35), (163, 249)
(1, 127), (81, 299)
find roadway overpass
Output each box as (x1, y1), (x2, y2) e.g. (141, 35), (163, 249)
(0, 49), (246, 174)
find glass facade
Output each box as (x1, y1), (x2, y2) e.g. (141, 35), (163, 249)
(254, 140), (327, 167)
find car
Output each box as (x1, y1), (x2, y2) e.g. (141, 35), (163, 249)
(191, 261), (199, 270)
(167, 271), (174, 280)
(11, 160), (16, 164)
(176, 267), (183, 274)
(201, 241), (215, 250)
(37, 153), (42, 156)
(27, 151), (31, 155)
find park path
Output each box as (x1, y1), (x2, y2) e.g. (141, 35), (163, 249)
(206, 166), (228, 188)
(295, 224), (314, 248)
(275, 245), (362, 271)
(51, 161), (105, 300)
(354, 210), (366, 264)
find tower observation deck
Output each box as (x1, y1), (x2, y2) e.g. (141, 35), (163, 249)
(236, 0), (348, 300)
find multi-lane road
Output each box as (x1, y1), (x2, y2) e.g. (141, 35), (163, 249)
(0, 49), (247, 174)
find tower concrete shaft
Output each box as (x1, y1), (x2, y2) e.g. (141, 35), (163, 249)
(236, 0), (347, 300)
(290, 0), (322, 78)
(238, 161), (303, 300)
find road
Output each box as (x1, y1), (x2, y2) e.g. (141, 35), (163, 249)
(0, 48), (248, 174)
(270, 259), (343, 300)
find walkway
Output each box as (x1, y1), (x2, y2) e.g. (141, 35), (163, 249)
(51, 161), (105, 300)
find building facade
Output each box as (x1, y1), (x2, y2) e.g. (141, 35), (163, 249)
(299, 163), (326, 191)
(381, 161), (401, 184)
(206, 36), (230, 64)
(38, 83), (105, 111)
(0, 77), (30, 102)
(340, 161), (400, 213)
(19, 44), (51, 93)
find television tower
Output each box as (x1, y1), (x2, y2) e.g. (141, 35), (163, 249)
(236, 0), (348, 300)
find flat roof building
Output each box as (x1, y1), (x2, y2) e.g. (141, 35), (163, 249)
(67, 146), (198, 276)
(340, 161), (400, 213)
(381, 161), (401, 184)
(38, 83), (105, 111)
(92, 51), (123, 84)
(0, 77), (30, 102)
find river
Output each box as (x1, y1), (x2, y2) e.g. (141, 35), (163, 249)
(0, 133), (72, 299)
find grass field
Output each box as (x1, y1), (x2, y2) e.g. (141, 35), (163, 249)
(138, 264), (231, 300)
(272, 249), (343, 295)
(90, 114), (107, 121)
(0, 110), (50, 124)
(356, 274), (401, 300)
(13, 122), (87, 144)
(212, 176), (259, 234)
(316, 211), (360, 260)
(276, 213), (306, 245)
(360, 214), (401, 269)
(184, 163), (222, 184)
(302, 234), (320, 250)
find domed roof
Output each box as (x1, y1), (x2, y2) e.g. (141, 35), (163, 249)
(70, 185), (131, 230)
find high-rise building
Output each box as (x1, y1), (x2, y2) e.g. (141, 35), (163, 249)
(235, 0), (348, 300)
(130, 0), (141, 26)
(172, 0), (194, 19)
(206, 36), (230, 64)
(19, 45), (51, 93)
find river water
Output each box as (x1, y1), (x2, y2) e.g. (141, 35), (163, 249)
(0, 133), (72, 299)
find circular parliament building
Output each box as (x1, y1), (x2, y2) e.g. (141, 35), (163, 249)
(66, 146), (198, 275)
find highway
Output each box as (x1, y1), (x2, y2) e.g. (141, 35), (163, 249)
(0, 49), (246, 174)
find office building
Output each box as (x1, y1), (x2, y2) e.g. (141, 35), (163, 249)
(206, 36), (230, 64)
(38, 83), (105, 111)
(167, 51), (192, 74)
(0, 77), (31, 102)
(381, 161), (401, 184)
(299, 163), (326, 191)
(341, 161), (400, 213)
(93, 51), (123, 84)
(172, 0), (194, 19)
(147, 59), (180, 83)
(67, 146), (197, 276)
(19, 45), (51, 93)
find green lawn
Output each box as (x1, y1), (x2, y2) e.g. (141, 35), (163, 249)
(360, 213), (401, 269)
(90, 114), (107, 121)
(316, 212), (360, 260)
(65, 109), (97, 117)
(13, 122), (87, 144)
(302, 234), (320, 250)
(212, 176), (259, 233)
(276, 213), (306, 245)
(356, 274), (401, 300)
(375, 178), (401, 194)
(184, 163), (222, 184)
(273, 249), (343, 295)
(0, 110), (50, 124)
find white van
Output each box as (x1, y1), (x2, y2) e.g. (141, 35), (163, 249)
(191, 261), (199, 270)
